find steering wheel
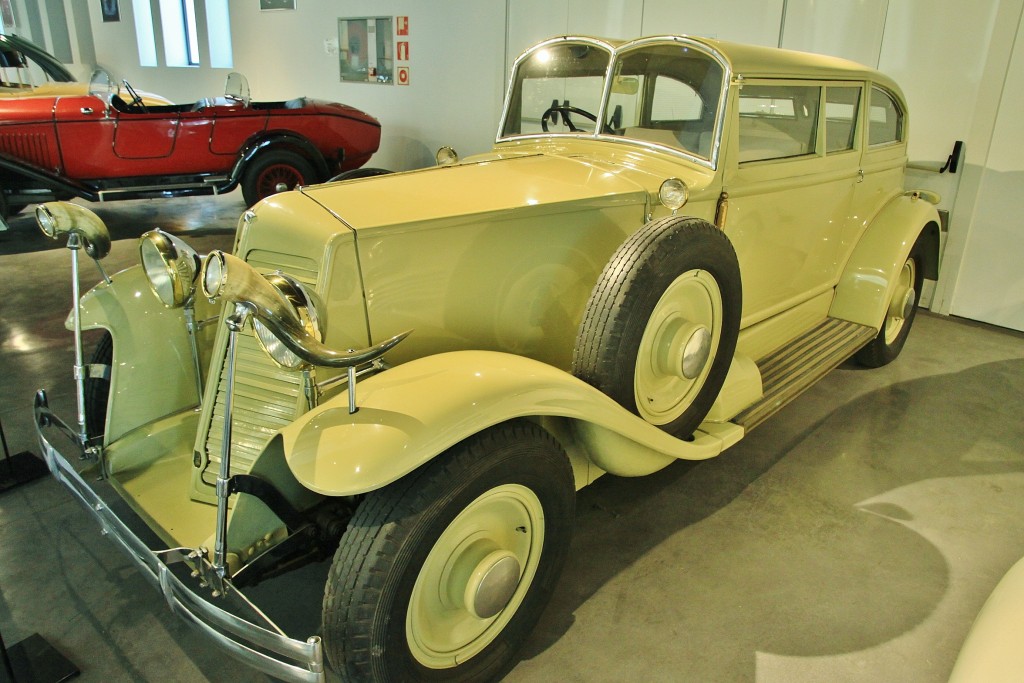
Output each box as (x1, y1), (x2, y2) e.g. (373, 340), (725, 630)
(541, 105), (597, 132)
(122, 80), (148, 113)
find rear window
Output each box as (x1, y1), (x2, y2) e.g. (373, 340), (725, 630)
(869, 86), (903, 146)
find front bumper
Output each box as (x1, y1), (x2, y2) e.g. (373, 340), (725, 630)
(33, 391), (325, 683)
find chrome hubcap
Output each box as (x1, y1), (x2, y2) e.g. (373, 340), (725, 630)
(465, 551), (521, 619)
(884, 258), (916, 345)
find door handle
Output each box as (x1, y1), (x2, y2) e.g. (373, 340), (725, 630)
(857, 169), (864, 183)
(80, 107), (94, 115)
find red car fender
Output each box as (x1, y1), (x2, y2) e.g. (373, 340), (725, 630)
(230, 132), (330, 187)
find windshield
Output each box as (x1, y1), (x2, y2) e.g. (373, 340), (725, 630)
(500, 39), (726, 162)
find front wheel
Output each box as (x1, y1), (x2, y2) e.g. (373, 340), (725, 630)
(322, 420), (575, 682)
(240, 150), (317, 206)
(84, 332), (112, 441)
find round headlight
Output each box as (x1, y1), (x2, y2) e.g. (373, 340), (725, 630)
(252, 273), (325, 370)
(659, 178), (689, 211)
(435, 146), (459, 166)
(253, 319), (304, 369)
(35, 205), (58, 237)
(139, 229), (200, 308)
(201, 251), (227, 299)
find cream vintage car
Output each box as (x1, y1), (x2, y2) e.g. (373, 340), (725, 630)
(33, 34), (940, 683)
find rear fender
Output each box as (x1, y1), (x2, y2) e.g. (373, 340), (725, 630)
(231, 133), (330, 185)
(77, 265), (219, 444)
(830, 192), (941, 328)
(277, 350), (745, 496)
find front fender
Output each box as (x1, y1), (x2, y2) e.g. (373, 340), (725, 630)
(77, 265), (218, 444)
(830, 192), (941, 328)
(277, 350), (744, 496)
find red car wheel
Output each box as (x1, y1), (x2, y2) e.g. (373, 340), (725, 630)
(241, 150), (317, 206)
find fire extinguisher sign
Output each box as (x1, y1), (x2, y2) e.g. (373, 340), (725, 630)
(395, 16), (410, 85)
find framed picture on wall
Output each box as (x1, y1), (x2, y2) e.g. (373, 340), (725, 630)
(260, 0), (296, 10)
(101, 0), (119, 22)
(0, 0), (15, 29)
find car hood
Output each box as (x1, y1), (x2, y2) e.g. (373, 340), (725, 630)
(300, 153), (649, 232)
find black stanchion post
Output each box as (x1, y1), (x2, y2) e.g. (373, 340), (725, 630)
(0, 419), (48, 493)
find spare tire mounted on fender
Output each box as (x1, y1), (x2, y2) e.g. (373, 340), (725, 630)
(572, 216), (742, 439)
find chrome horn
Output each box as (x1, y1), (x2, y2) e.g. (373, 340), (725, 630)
(36, 202), (112, 262)
(200, 251), (410, 371)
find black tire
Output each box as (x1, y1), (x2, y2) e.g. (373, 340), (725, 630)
(572, 216), (741, 438)
(240, 150), (317, 206)
(84, 332), (113, 441)
(855, 236), (925, 368)
(322, 420), (575, 683)
(328, 167), (392, 183)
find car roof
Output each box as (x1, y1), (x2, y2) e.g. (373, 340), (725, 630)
(533, 35), (905, 104)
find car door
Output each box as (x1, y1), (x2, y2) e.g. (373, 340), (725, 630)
(111, 106), (179, 163)
(720, 79), (863, 327)
(52, 94), (118, 179)
(843, 84), (906, 265)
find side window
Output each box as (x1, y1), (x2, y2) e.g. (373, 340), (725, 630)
(825, 86), (861, 153)
(738, 84), (821, 162)
(869, 87), (903, 146)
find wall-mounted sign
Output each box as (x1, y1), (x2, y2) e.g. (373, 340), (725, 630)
(397, 66), (410, 86)
(396, 16), (409, 36)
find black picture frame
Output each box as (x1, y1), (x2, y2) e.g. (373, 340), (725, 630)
(101, 0), (120, 22)
(260, 0), (296, 10)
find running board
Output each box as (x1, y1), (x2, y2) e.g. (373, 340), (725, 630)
(733, 318), (876, 431)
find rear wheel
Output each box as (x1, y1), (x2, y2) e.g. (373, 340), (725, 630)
(322, 420), (575, 682)
(241, 150), (317, 206)
(855, 238), (925, 368)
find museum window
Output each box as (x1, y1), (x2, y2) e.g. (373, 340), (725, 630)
(134, 0), (232, 68)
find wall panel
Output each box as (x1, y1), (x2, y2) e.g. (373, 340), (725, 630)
(780, 0), (888, 66)
(640, 0), (785, 46)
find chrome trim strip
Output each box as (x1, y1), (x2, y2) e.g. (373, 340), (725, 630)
(33, 394), (325, 683)
(95, 177), (228, 200)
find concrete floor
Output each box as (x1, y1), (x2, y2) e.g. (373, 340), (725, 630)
(0, 193), (1022, 683)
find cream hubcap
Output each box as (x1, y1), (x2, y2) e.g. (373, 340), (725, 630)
(635, 269), (722, 424)
(407, 484), (544, 669)
(884, 257), (916, 345)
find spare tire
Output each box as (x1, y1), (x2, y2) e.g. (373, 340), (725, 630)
(572, 216), (741, 439)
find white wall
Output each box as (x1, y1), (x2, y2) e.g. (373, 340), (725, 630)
(4, 0), (1023, 330)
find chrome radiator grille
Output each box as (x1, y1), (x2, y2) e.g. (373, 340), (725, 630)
(200, 253), (318, 483)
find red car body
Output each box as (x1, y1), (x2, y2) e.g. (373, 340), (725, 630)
(0, 79), (381, 211)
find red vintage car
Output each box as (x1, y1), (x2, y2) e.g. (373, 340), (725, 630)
(0, 71), (381, 214)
